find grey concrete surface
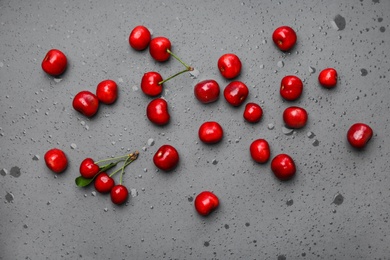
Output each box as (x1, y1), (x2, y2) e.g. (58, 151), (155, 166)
(1, 0), (390, 259)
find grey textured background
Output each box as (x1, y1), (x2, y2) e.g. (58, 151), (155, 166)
(1, 0), (390, 259)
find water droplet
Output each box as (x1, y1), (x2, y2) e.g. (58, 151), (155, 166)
(53, 78), (62, 83)
(142, 146), (147, 151)
(309, 66), (316, 74)
(147, 138), (155, 146)
(277, 61), (284, 68)
(307, 131), (315, 138)
(286, 199), (294, 206)
(278, 255), (287, 260)
(282, 127), (294, 135)
(70, 143), (77, 149)
(379, 26), (386, 33)
(224, 224), (229, 229)
(118, 78), (124, 83)
(260, 64), (265, 69)
(212, 159), (218, 165)
(132, 85), (138, 91)
(331, 14), (346, 31)
(104, 208), (108, 212)
(91, 191), (96, 196)
(0, 168), (8, 176)
(189, 68), (200, 79)
(47, 201), (51, 205)
(378, 17), (383, 22)
(333, 193), (344, 205)
(5, 192), (14, 203)
(245, 222), (250, 227)
(360, 68), (368, 76)
(143, 168), (148, 172)
(10, 166), (21, 178)
(312, 139), (320, 146)
(32, 155), (40, 161)
(131, 189), (138, 197)
(204, 241), (210, 247)
(267, 123), (275, 130)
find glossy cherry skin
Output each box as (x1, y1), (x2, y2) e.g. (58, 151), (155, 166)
(72, 91), (99, 117)
(141, 71), (163, 96)
(250, 139), (270, 164)
(271, 154), (296, 181)
(96, 80), (118, 104)
(319, 68), (338, 88)
(194, 80), (220, 104)
(153, 145), (180, 171)
(243, 103), (263, 123)
(41, 49), (67, 76)
(198, 121), (223, 144)
(280, 75), (303, 101)
(79, 158), (100, 179)
(224, 81), (249, 107)
(149, 37), (171, 62)
(129, 25), (151, 51)
(272, 26), (297, 51)
(195, 191), (219, 216)
(218, 53), (242, 79)
(146, 98), (170, 125)
(110, 185), (129, 205)
(347, 123), (373, 149)
(44, 148), (68, 173)
(283, 106), (308, 129)
(94, 172), (115, 193)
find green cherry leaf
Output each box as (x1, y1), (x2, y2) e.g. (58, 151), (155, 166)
(75, 175), (95, 187)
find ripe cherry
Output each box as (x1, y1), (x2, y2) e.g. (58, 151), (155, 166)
(194, 79), (220, 104)
(129, 25), (151, 51)
(141, 71), (163, 96)
(79, 158), (100, 179)
(250, 139), (270, 164)
(272, 26), (297, 51)
(146, 98), (170, 125)
(198, 121), (224, 144)
(110, 185), (128, 205)
(224, 81), (249, 107)
(41, 49), (68, 76)
(96, 80), (118, 104)
(94, 172), (115, 193)
(243, 103), (263, 123)
(195, 191), (219, 216)
(283, 106), (308, 129)
(218, 53), (242, 79)
(319, 68), (338, 88)
(280, 75), (303, 101)
(44, 148), (68, 173)
(72, 91), (99, 117)
(347, 123), (373, 149)
(153, 145), (180, 171)
(271, 154), (296, 181)
(149, 36), (171, 62)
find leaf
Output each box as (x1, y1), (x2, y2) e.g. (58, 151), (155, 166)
(75, 175), (95, 187)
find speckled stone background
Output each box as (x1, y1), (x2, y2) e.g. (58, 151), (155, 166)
(1, 0), (390, 259)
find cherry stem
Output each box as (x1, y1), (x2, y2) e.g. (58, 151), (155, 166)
(167, 49), (193, 71)
(108, 151), (139, 181)
(95, 154), (129, 165)
(158, 68), (192, 85)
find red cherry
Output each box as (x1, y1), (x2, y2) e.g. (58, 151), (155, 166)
(224, 81), (249, 107)
(41, 49), (67, 76)
(79, 158), (100, 179)
(198, 121), (223, 144)
(283, 106), (308, 129)
(271, 154), (296, 181)
(318, 68), (338, 88)
(218, 53), (242, 79)
(110, 185), (128, 205)
(347, 123), (373, 149)
(280, 75), (303, 101)
(129, 25), (151, 51)
(96, 80), (118, 104)
(44, 148), (68, 173)
(141, 71), (163, 96)
(243, 103), (263, 123)
(94, 172), (115, 193)
(146, 98), (170, 125)
(194, 191), (219, 216)
(72, 91), (99, 117)
(272, 26), (297, 51)
(194, 79), (220, 104)
(149, 37), (171, 62)
(250, 139), (270, 164)
(153, 145), (180, 171)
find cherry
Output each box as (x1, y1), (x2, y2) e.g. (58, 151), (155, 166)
(72, 91), (99, 117)
(141, 71), (164, 96)
(280, 75), (303, 101)
(149, 36), (171, 62)
(194, 191), (219, 216)
(318, 68), (338, 88)
(146, 98), (170, 125)
(283, 106), (308, 129)
(218, 53), (242, 79)
(153, 145), (180, 171)
(224, 81), (249, 107)
(243, 103), (263, 123)
(96, 80), (118, 104)
(44, 148), (68, 173)
(41, 49), (68, 76)
(271, 154), (296, 181)
(129, 25), (151, 51)
(94, 172), (115, 193)
(79, 158), (100, 179)
(110, 185), (129, 205)
(347, 123), (373, 149)
(250, 139), (270, 164)
(194, 79), (220, 104)
(198, 121), (223, 144)
(272, 26), (297, 51)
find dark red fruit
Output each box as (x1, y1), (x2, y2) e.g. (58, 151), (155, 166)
(194, 79), (220, 104)
(96, 80), (118, 104)
(141, 71), (163, 96)
(243, 103), (263, 123)
(217, 53), (242, 79)
(41, 49), (67, 76)
(72, 91), (99, 117)
(318, 68), (338, 88)
(79, 158), (100, 179)
(283, 106), (308, 129)
(224, 81), (249, 107)
(146, 98), (170, 125)
(153, 145), (180, 171)
(250, 139), (270, 164)
(198, 121), (223, 144)
(271, 154), (296, 181)
(272, 26), (297, 51)
(94, 172), (115, 193)
(280, 75), (303, 101)
(44, 148), (68, 173)
(195, 191), (219, 216)
(347, 123), (373, 149)
(110, 185), (128, 205)
(149, 36), (171, 62)
(129, 25), (151, 51)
